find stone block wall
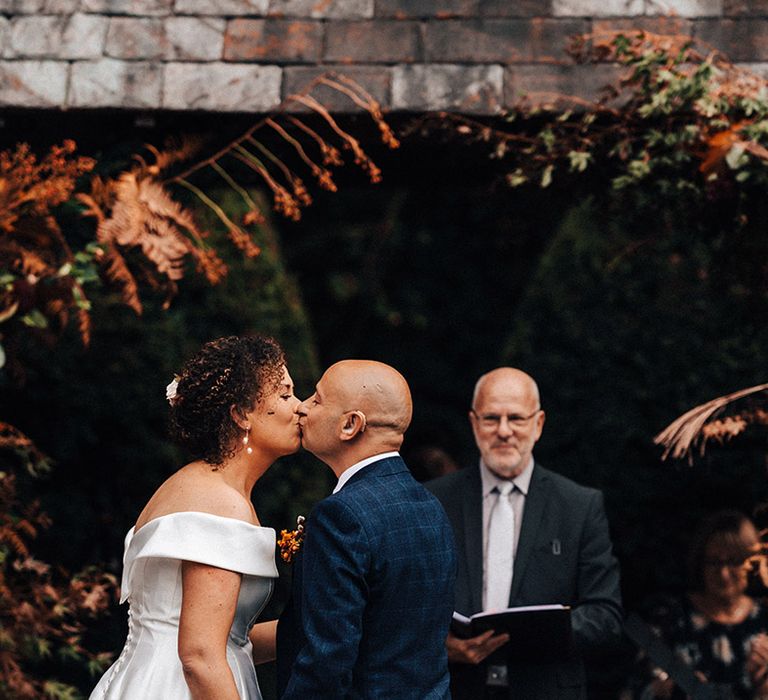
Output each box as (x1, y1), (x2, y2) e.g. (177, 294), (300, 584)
(1, 0), (767, 112)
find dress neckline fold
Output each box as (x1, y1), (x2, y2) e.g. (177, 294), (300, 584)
(131, 510), (274, 538)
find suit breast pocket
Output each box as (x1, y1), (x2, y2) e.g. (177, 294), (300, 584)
(535, 538), (568, 561)
(527, 539), (577, 596)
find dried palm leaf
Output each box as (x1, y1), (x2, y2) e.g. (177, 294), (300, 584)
(654, 382), (768, 461)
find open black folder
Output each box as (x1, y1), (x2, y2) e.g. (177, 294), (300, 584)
(451, 604), (573, 663)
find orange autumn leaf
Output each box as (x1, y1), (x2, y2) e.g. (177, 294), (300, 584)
(699, 121), (751, 173)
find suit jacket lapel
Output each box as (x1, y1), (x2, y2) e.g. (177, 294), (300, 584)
(461, 466), (484, 613)
(509, 464), (549, 603)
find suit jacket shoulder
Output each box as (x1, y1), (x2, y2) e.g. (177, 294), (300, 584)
(533, 464), (602, 500)
(324, 455), (432, 521)
(426, 462), (600, 496)
(426, 466), (477, 506)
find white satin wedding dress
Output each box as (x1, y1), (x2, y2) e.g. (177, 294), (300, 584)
(90, 511), (278, 699)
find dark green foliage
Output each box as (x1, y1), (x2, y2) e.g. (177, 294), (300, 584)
(281, 146), (565, 471)
(280, 137), (768, 609)
(503, 198), (768, 601)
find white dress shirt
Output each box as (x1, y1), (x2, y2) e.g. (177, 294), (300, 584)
(333, 451), (400, 493)
(481, 457), (534, 610)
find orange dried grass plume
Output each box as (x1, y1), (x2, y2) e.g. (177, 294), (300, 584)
(171, 72), (396, 228)
(0, 140), (94, 233)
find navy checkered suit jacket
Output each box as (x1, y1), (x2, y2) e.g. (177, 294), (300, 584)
(278, 455), (457, 699)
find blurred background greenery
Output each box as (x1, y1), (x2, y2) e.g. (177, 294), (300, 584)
(3, 111), (768, 697)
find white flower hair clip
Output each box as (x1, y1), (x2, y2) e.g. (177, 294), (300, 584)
(166, 377), (179, 405)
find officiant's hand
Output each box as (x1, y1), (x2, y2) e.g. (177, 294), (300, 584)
(446, 630), (510, 664)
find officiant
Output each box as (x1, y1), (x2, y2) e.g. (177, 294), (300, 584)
(427, 367), (623, 699)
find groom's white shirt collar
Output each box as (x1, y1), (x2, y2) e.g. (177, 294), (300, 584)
(333, 451), (400, 493)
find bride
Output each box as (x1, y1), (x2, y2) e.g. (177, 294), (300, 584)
(90, 335), (300, 699)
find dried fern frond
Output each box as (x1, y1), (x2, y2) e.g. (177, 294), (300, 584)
(97, 243), (142, 314)
(0, 462), (116, 697)
(654, 382), (768, 461)
(75, 179), (113, 223)
(99, 173), (205, 246)
(0, 422), (50, 476)
(88, 172), (209, 290)
(65, 73), (397, 315)
(3, 531), (29, 558)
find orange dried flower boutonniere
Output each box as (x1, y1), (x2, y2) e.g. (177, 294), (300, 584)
(278, 515), (305, 563)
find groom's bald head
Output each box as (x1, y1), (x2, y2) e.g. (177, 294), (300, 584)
(327, 360), (412, 434)
(297, 360), (412, 471)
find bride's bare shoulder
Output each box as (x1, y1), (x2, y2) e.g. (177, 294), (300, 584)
(134, 462), (256, 530)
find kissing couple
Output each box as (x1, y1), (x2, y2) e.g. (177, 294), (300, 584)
(90, 334), (457, 700)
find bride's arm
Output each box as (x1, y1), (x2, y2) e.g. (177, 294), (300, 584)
(178, 561), (241, 700)
(249, 620), (277, 665)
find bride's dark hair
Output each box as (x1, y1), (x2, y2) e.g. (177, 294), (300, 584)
(170, 335), (285, 465)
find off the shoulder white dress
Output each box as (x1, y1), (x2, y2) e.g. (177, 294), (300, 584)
(89, 512), (278, 699)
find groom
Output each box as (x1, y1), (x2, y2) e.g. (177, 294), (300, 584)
(277, 360), (457, 699)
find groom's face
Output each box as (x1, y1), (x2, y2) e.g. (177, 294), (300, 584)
(297, 367), (346, 458)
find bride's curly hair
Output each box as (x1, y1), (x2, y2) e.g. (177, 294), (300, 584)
(170, 335), (285, 466)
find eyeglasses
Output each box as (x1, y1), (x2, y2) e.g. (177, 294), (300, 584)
(471, 409), (541, 430)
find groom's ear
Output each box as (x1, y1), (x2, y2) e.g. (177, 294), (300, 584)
(339, 411), (365, 441)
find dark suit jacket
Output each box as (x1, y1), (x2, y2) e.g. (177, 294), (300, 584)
(275, 548), (304, 698)
(426, 463), (623, 700)
(278, 455), (457, 699)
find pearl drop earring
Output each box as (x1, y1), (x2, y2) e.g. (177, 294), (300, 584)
(243, 431), (253, 455)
